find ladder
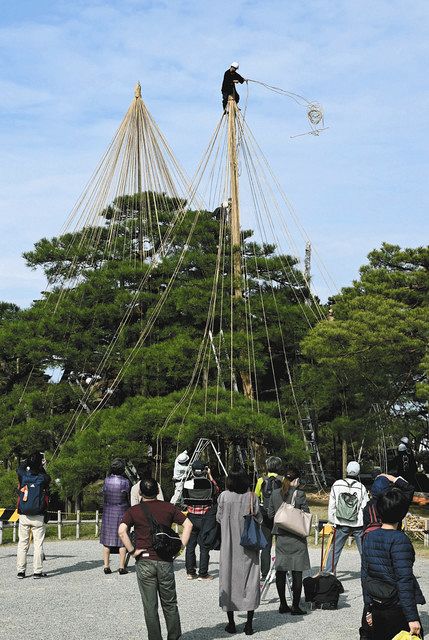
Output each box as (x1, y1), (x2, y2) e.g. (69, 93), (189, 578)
(171, 438), (227, 505)
(300, 412), (326, 491)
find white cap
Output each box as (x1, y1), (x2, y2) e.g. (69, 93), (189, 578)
(231, 61), (239, 69)
(346, 461), (360, 477)
(400, 436), (409, 445)
(398, 443), (407, 452)
(177, 450), (189, 464)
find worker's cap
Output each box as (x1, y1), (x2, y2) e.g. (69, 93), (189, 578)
(192, 460), (207, 475)
(400, 436), (409, 445)
(177, 451), (189, 464)
(371, 475), (391, 498)
(398, 443), (407, 452)
(346, 461), (360, 477)
(231, 61), (239, 69)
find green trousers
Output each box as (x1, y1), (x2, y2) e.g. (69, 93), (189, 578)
(136, 558), (182, 640)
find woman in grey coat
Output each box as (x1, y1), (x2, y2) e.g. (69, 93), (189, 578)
(267, 465), (310, 615)
(216, 468), (262, 635)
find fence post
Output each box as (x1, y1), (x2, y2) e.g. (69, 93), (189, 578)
(0, 521), (3, 545)
(76, 510), (81, 539)
(424, 519), (429, 547)
(57, 510), (62, 540)
(95, 510), (99, 537)
(12, 522), (17, 543)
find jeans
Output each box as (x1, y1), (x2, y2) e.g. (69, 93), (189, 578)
(136, 559), (181, 640)
(185, 513), (210, 576)
(16, 514), (46, 574)
(325, 525), (363, 572)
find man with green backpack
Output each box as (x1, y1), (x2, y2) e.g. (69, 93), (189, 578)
(326, 461), (369, 572)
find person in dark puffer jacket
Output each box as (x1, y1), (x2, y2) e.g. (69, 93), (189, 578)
(361, 488), (425, 640)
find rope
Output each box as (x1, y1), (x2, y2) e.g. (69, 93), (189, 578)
(246, 79), (326, 136)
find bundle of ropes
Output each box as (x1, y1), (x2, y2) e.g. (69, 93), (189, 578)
(247, 79), (327, 137)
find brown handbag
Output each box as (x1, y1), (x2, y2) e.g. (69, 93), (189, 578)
(273, 490), (313, 538)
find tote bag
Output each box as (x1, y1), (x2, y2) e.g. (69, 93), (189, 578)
(273, 490), (313, 538)
(240, 492), (268, 551)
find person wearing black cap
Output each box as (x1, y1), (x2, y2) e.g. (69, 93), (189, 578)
(221, 62), (247, 111)
(182, 459), (219, 580)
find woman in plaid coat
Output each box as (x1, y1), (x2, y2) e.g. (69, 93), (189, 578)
(100, 458), (130, 574)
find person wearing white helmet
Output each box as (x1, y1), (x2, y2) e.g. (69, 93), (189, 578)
(396, 439), (418, 487)
(221, 61), (247, 112)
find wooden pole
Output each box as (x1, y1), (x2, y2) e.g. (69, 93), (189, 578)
(342, 438), (347, 478)
(227, 97), (253, 400)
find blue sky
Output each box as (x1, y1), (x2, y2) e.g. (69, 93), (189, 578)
(0, 0), (428, 306)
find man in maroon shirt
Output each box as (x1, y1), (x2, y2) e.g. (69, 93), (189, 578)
(119, 478), (193, 640)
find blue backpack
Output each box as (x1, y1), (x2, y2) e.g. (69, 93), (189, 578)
(18, 471), (47, 516)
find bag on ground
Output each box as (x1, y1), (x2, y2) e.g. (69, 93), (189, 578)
(303, 524), (344, 609)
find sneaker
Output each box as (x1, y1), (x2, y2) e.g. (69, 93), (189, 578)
(103, 567), (112, 575)
(17, 572), (25, 579)
(198, 574), (214, 581)
(33, 573), (48, 579)
(118, 568), (128, 575)
(186, 573), (197, 580)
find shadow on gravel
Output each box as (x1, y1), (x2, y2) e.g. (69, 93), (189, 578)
(182, 606), (351, 639)
(46, 560), (105, 576)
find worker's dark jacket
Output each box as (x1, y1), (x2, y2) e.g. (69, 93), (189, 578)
(361, 528), (425, 621)
(221, 69), (245, 96)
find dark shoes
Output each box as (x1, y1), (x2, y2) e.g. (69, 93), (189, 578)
(291, 606), (308, 615)
(225, 623), (237, 634)
(198, 574), (214, 581)
(33, 572), (47, 579)
(103, 567), (112, 574)
(17, 572), (25, 579)
(278, 603), (291, 614)
(118, 568), (128, 575)
(244, 623), (254, 636)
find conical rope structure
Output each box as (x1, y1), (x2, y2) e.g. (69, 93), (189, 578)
(20, 86), (334, 488)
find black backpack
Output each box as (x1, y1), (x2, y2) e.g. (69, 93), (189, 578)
(260, 475), (283, 528)
(140, 502), (182, 561)
(261, 475), (283, 510)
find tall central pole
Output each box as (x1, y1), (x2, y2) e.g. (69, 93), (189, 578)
(227, 97), (253, 400)
(227, 98), (242, 300)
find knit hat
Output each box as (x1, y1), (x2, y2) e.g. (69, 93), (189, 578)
(192, 460), (207, 476)
(346, 461), (360, 477)
(371, 475), (391, 498)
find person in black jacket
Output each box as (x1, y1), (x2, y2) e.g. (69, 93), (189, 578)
(222, 62), (246, 111)
(362, 489), (425, 640)
(359, 473), (415, 639)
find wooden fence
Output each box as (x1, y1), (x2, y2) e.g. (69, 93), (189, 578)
(1, 510), (428, 546)
(0, 510), (100, 545)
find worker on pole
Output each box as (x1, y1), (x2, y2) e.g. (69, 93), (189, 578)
(221, 62), (247, 112)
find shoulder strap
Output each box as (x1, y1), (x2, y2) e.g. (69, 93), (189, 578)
(140, 501), (158, 531)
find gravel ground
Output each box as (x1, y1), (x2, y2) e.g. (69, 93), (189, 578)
(1, 540), (428, 640)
